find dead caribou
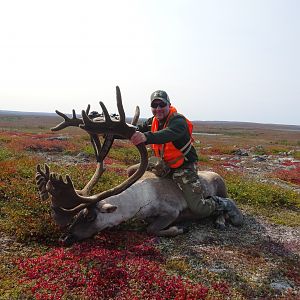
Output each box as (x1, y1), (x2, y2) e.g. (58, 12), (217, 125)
(36, 86), (241, 245)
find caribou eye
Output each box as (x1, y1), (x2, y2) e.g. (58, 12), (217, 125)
(86, 211), (97, 222)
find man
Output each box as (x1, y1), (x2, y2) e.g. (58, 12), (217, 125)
(131, 90), (243, 227)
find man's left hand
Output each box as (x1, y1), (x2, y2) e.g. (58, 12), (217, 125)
(131, 132), (147, 145)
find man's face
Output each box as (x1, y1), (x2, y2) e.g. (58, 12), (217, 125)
(151, 100), (170, 121)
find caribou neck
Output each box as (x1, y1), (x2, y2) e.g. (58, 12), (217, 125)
(97, 180), (157, 227)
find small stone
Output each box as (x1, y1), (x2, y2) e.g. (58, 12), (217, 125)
(235, 149), (249, 156)
(270, 281), (292, 292)
(209, 267), (227, 274)
(46, 136), (69, 141)
(253, 156), (267, 162)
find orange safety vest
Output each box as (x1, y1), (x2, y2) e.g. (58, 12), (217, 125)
(151, 106), (194, 168)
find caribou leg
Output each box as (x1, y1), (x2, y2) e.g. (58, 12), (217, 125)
(155, 226), (185, 237)
(146, 211), (182, 237)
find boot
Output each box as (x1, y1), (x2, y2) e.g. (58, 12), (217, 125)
(211, 196), (244, 226)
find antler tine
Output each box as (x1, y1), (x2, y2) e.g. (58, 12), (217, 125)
(78, 161), (106, 196)
(36, 164), (51, 201)
(97, 134), (114, 162)
(51, 110), (82, 131)
(90, 134), (101, 160)
(99, 102), (113, 125)
(86, 104), (91, 116)
(36, 164), (50, 179)
(131, 106), (140, 126)
(88, 133), (114, 163)
(76, 133), (112, 196)
(51, 105), (90, 132)
(116, 86), (126, 122)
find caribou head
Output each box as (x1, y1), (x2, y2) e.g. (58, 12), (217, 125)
(36, 86), (148, 243)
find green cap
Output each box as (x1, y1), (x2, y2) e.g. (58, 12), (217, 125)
(150, 90), (170, 104)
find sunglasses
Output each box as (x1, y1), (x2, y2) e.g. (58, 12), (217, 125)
(151, 101), (168, 108)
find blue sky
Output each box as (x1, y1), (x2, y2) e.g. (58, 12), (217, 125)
(0, 0), (299, 125)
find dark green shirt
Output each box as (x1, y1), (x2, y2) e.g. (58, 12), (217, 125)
(137, 114), (198, 164)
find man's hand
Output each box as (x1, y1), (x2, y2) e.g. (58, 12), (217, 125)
(131, 131), (147, 145)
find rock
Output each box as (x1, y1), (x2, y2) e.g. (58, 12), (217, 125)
(75, 152), (90, 161)
(270, 280), (292, 292)
(234, 149), (249, 156)
(209, 267), (227, 274)
(253, 156), (267, 162)
(46, 136), (69, 141)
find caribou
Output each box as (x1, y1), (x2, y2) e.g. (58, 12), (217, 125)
(36, 86), (239, 246)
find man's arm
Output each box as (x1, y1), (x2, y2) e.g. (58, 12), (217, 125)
(131, 115), (188, 145)
(136, 117), (153, 133)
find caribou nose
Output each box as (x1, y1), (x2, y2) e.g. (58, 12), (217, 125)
(59, 234), (76, 247)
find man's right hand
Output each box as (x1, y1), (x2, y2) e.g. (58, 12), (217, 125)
(131, 132), (147, 145)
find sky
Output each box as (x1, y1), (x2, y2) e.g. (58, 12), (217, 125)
(0, 0), (299, 125)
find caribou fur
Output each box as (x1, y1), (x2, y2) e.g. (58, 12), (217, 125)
(38, 168), (228, 245)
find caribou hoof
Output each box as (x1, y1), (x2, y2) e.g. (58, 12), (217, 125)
(177, 225), (189, 233)
(215, 214), (226, 230)
(59, 233), (76, 247)
(215, 222), (226, 230)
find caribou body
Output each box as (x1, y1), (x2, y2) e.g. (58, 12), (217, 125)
(35, 86), (236, 246)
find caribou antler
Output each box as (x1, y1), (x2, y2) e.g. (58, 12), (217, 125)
(50, 103), (109, 195)
(36, 164), (50, 200)
(37, 86), (147, 215)
(49, 91), (140, 196)
(80, 87), (137, 139)
(63, 101), (140, 197)
(57, 86), (147, 212)
(51, 105), (90, 131)
(131, 106), (140, 126)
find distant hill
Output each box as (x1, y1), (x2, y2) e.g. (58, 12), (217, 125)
(0, 110), (57, 117)
(193, 120), (300, 131)
(0, 110), (299, 131)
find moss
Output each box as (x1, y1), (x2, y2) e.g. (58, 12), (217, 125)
(243, 206), (300, 227)
(225, 175), (299, 209)
(294, 150), (300, 159)
(0, 148), (14, 161)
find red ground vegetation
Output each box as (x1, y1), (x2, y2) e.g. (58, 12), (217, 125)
(271, 162), (300, 185)
(17, 231), (229, 300)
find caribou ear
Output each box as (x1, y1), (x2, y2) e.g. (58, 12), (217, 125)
(100, 203), (117, 213)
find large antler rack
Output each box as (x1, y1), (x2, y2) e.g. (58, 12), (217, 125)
(67, 86), (148, 210)
(42, 86), (148, 213)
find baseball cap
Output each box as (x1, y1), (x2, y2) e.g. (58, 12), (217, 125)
(150, 90), (170, 104)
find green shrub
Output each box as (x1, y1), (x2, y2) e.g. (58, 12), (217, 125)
(253, 146), (267, 155)
(198, 155), (209, 162)
(0, 148), (13, 161)
(225, 174), (299, 209)
(82, 144), (95, 156)
(294, 151), (300, 159)
(109, 146), (140, 164)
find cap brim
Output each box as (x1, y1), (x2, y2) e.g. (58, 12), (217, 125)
(151, 97), (169, 103)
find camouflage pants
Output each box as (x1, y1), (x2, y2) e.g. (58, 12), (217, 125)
(171, 163), (216, 218)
